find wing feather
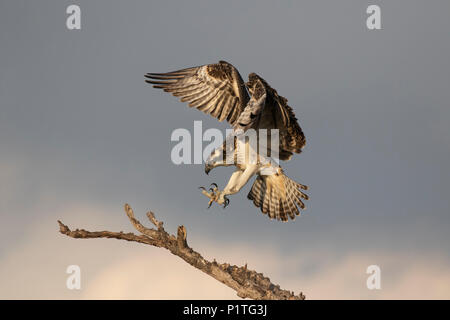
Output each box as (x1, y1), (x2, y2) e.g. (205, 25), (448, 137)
(145, 61), (249, 125)
(246, 73), (306, 161)
(188, 88), (217, 108)
(200, 91), (225, 113)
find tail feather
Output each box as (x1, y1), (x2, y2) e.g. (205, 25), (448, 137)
(261, 180), (270, 215)
(286, 178), (307, 209)
(248, 170), (309, 222)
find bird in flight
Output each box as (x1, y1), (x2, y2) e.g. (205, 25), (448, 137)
(145, 60), (309, 221)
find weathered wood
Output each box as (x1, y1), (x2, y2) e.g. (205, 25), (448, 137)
(58, 203), (305, 300)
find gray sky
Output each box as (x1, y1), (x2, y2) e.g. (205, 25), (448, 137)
(1, 0), (450, 299)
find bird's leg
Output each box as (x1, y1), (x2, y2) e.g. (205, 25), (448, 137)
(199, 165), (258, 208)
(222, 165), (258, 196)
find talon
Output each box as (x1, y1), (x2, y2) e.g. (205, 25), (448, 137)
(200, 183), (224, 209)
(223, 197), (230, 208)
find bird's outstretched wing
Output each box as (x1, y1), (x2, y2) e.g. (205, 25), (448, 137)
(145, 61), (250, 126)
(245, 73), (306, 161)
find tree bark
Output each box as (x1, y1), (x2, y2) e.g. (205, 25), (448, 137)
(58, 203), (305, 300)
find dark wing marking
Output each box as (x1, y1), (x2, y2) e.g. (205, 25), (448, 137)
(246, 73), (306, 161)
(145, 61), (249, 126)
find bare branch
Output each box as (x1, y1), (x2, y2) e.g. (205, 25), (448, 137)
(58, 204), (305, 300)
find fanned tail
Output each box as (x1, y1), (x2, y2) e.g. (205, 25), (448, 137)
(247, 170), (309, 222)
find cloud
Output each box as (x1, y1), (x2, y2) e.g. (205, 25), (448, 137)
(272, 251), (450, 300)
(81, 251), (237, 299)
(0, 160), (24, 212)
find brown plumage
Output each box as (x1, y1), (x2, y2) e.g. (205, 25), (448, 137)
(145, 61), (249, 126)
(145, 60), (309, 222)
(246, 73), (306, 161)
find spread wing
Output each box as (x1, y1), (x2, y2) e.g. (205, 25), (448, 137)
(245, 73), (306, 161)
(145, 60), (249, 126)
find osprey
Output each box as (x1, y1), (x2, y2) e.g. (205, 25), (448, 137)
(145, 61), (309, 221)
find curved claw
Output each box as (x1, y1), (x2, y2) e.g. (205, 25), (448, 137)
(210, 183), (218, 189)
(223, 197), (230, 208)
(199, 186), (206, 191)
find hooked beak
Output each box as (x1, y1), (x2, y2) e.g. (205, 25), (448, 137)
(205, 164), (212, 175)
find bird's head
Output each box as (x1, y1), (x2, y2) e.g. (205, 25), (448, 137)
(205, 163), (212, 175)
(204, 147), (225, 175)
